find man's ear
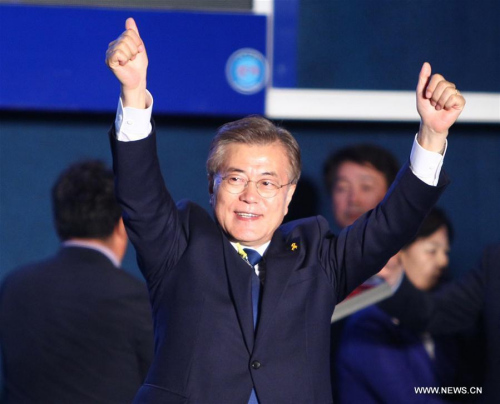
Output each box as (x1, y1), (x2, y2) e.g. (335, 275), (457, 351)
(208, 175), (214, 195)
(208, 175), (215, 206)
(284, 183), (297, 216)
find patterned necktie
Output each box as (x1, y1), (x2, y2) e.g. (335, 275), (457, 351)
(241, 247), (262, 404)
(242, 248), (262, 330)
(243, 248), (262, 267)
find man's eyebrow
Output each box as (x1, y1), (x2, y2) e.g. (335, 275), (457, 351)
(224, 168), (245, 174)
(358, 175), (379, 182)
(260, 171), (279, 178)
(224, 168), (279, 178)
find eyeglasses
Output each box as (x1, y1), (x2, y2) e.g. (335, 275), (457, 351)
(218, 175), (293, 198)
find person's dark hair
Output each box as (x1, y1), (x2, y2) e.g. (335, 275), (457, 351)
(322, 144), (400, 192)
(206, 115), (301, 188)
(403, 207), (454, 248)
(52, 160), (122, 241)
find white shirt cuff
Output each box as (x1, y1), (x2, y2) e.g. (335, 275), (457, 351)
(409, 134), (446, 186)
(114, 90), (153, 141)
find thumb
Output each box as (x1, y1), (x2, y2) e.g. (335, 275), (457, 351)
(126, 17), (139, 35)
(416, 62), (432, 99)
(125, 17), (145, 53)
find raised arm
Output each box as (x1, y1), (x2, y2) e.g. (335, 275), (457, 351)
(374, 64), (466, 288)
(106, 19), (186, 287)
(330, 64), (465, 298)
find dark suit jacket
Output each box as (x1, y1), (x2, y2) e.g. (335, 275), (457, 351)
(379, 244), (500, 402)
(110, 127), (448, 404)
(0, 246), (154, 404)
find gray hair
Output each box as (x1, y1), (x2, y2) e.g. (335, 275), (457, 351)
(206, 115), (301, 187)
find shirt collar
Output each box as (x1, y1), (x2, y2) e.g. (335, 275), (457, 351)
(230, 241), (270, 257)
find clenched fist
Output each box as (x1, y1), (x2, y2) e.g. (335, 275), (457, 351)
(416, 62), (466, 153)
(106, 18), (148, 109)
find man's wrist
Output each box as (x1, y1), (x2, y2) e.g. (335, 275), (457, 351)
(121, 84), (148, 109)
(417, 124), (447, 154)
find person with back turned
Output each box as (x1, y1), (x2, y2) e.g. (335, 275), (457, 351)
(0, 160), (154, 403)
(105, 17), (465, 403)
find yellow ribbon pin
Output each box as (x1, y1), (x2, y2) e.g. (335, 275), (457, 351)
(291, 243), (298, 251)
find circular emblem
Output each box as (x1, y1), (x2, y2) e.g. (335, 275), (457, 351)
(226, 48), (268, 95)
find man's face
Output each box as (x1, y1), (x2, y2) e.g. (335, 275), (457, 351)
(332, 161), (388, 228)
(211, 142), (296, 247)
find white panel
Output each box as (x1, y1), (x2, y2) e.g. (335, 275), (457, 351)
(252, 0), (273, 15)
(266, 88), (500, 123)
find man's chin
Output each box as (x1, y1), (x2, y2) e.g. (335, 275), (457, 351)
(231, 232), (266, 247)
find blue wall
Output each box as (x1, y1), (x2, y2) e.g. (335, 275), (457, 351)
(297, 0), (500, 91)
(1, 114), (499, 283)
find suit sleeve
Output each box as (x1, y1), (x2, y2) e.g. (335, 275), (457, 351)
(323, 161), (450, 302)
(378, 248), (487, 335)
(132, 292), (154, 380)
(109, 121), (187, 287)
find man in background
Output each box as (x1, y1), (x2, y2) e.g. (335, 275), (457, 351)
(323, 144), (402, 395)
(323, 144), (404, 286)
(0, 160), (153, 403)
(323, 143), (400, 230)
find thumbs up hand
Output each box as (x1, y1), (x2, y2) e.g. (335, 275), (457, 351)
(416, 62), (466, 153)
(106, 18), (148, 108)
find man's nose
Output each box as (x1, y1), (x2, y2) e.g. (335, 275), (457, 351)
(239, 181), (259, 202)
(347, 188), (361, 205)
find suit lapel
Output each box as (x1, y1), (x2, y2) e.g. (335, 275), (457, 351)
(255, 230), (299, 342)
(221, 235), (255, 353)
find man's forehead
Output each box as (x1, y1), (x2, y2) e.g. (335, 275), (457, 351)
(224, 141), (286, 153)
(336, 162), (385, 180)
(221, 142), (291, 165)
(336, 173), (381, 183)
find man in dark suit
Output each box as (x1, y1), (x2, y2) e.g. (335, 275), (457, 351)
(0, 160), (154, 403)
(105, 18), (465, 403)
(379, 244), (500, 402)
